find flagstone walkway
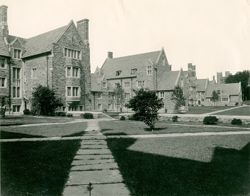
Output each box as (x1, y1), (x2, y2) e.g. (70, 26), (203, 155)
(62, 120), (130, 196)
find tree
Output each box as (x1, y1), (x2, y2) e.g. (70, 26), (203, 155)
(31, 85), (62, 116)
(225, 70), (250, 100)
(126, 89), (164, 130)
(211, 90), (219, 106)
(171, 86), (185, 110)
(114, 83), (125, 112)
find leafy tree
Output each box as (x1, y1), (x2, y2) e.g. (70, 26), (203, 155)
(171, 86), (185, 110)
(225, 70), (250, 100)
(211, 90), (219, 106)
(114, 83), (125, 112)
(31, 85), (62, 116)
(126, 89), (164, 130)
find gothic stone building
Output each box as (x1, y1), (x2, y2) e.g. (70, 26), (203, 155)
(0, 5), (91, 113)
(91, 49), (187, 113)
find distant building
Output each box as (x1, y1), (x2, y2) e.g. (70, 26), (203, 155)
(0, 5), (91, 113)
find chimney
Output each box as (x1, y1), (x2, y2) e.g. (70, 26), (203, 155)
(107, 51), (113, 59)
(213, 75), (216, 83)
(77, 19), (89, 45)
(217, 72), (223, 84)
(0, 5), (9, 37)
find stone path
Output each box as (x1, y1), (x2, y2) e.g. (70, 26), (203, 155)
(205, 105), (248, 115)
(62, 120), (130, 196)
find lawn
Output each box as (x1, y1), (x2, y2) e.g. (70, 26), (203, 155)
(213, 106), (250, 116)
(0, 122), (88, 138)
(100, 120), (249, 136)
(1, 139), (81, 196)
(186, 106), (234, 114)
(107, 134), (250, 195)
(0, 115), (74, 126)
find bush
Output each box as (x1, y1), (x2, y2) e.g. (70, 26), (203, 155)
(55, 111), (66, 116)
(231, 118), (242, 125)
(81, 113), (94, 119)
(203, 116), (219, 125)
(0, 107), (6, 118)
(66, 113), (73, 117)
(172, 116), (179, 122)
(23, 109), (31, 115)
(103, 109), (107, 113)
(128, 113), (143, 121)
(120, 116), (126, 120)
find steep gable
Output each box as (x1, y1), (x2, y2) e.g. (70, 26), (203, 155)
(157, 70), (180, 91)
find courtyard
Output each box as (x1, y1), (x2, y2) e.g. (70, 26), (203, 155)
(1, 115), (250, 196)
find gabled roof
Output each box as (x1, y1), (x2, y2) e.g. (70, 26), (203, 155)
(157, 70), (180, 91)
(22, 23), (70, 58)
(101, 50), (161, 79)
(195, 79), (208, 92)
(0, 36), (10, 57)
(91, 73), (102, 92)
(205, 83), (241, 97)
(7, 35), (26, 45)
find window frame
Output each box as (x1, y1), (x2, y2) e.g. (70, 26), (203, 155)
(0, 77), (6, 88)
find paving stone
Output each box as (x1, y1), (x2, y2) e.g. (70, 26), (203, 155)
(66, 170), (123, 185)
(74, 154), (114, 160)
(80, 140), (107, 145)
(71, 158), (115, 166)
(79, 145), (108, 149)
(63, 183), (130, 196)
(77, 149), (112, 155)
(71, 162), (119, 171)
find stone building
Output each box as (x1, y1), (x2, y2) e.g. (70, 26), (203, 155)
(0, 5), (91, 113)
(91, 49), (187, 113)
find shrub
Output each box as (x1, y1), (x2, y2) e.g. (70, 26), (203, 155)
(203, 116), (219, 125)
(66, 113), (73, 117)
(103, 109), (107, 113)
(0, 107), (6, 118)
(172, 115), (179, 122)
(231, 118), (242, 125)
(81, 113), (94, 119)
(55, 111), (66, 116)
(128, 113), (143, 121)
(120, 116), (126, 120)
(23, 109), (31, 115)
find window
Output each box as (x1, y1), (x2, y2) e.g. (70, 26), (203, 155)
(147, 65), (152, 75)
(108, 92), (114, 99)
(13, 67), (20, 81)
(31, 68), (37, 79)
(96, 92), (102, 98)
(131, 68), (137, 75)
(66, 67), (80, 78)
(125, 93), (130, 99)
(67, 87), (80, 97)
(98, 104), (102, 110)
(66, 67), (71, 77)
(137, 81), (144, 88)
(73, 87), (79, 97)
(0, 59), (6, 69)
(12, 86), (20, 98)
(159, 92), (164, 98)
(0, 78), (6, 87)
(102, 82), (107, 88)
(72, 67), (80, 77)
(67, 87), (71, 96)
(222, 98), (228, 101)
(108, 104), (112, 110)
(116, 70), (121, 76)
(13, 49), (21, 59)
(64, 48), (81, 59)
(13, 105), (21, 112)
(124, 82), (130, 87)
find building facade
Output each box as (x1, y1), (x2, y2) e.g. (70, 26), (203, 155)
(0, 5), (91, 114)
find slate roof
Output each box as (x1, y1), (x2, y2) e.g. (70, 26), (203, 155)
(101, 50), (161, 79)
(205, 83), (240, 97)
(22, 24), (69, 58)
(7, 35), (26, 45)
(157, 70), (180, 91)
(91, 73), (101, 92)
(0, 36), (10, 57)
(195, 79), (208, 92)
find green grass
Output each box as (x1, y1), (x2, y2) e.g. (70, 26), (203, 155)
(100, 120), (249, 136)
(1, 139), (81, 196)
(107, 135), (250, 195)
(213, 106), (250, 116)
(0, 115), (74, 126)
(1, 122), (88, 138)
(186, 106), (234, 114)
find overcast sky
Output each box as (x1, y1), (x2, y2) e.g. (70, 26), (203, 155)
(2, 0), (250, 79)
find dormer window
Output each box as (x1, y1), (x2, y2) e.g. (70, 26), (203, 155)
(116, 70), (121, 76)
(13, 49), (21, 59)
(147, 65), (152, 75)
(131, 68), (137, 75)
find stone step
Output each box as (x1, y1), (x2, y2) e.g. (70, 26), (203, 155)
(72, 158), (115, 166)
(74, 154), (114, 160)
(71, 162), (119, 171)
(77, 149), (112, 155)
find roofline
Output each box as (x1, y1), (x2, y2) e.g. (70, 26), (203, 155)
(22, 51), (51, 60)
(106, 75), (137, 80)
(54, 20), (75, 44)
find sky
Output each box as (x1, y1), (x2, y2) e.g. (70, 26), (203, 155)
(2, 0), (250, 79)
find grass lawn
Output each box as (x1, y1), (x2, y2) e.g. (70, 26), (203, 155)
(100, 120), (249, 136)
(213, 106), (250, 116)
(186, 106), (234, 114)
(0, 122), (88, 138)
(107, 134), (250, 195)
(1, 139), (81, 196)
(0, 115), (74, 126)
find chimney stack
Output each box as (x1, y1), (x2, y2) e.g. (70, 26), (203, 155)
(0, 5), (9, 37)
(107, 51), (113, 59)
(77, 19), (89, 45)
